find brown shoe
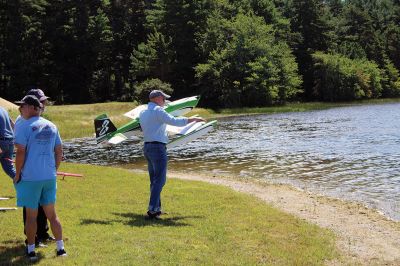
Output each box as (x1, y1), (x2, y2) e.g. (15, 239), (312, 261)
(146, 211), (162, 220)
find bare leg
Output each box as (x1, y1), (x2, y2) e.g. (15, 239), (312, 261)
(41, 204), (62, 241)
(25, 208), (38, 245)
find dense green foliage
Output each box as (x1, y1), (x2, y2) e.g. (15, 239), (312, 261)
(195, 13), (301, 107)
(312, 52), (384, 101)
(1, 0), (400, 107)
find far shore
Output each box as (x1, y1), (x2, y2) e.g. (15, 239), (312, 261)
(166, 170), (400, 265)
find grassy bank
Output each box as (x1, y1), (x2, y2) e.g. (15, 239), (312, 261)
(9, 102), (134, 141)
(0, 163), (338, 265)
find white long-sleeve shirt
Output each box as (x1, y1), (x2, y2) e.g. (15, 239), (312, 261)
(139, 102), (188, 144)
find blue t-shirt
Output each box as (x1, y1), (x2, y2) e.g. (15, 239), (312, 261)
(15, 116), (62, 181)
(139, 102), (188, 143)
(0, 107), (14, 139)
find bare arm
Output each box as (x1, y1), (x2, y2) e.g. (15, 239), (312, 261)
(14, 144), (26, 183)
(54, 144), (63, 170)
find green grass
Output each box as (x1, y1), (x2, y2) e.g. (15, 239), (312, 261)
(0, 163), (338, 265)
(9, 102), (134, 140)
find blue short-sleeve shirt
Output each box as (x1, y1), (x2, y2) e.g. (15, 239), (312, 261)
(15, 116), (62, 181)
(0, 107), (14, 139)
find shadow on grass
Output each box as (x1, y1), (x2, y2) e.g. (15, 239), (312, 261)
(80, 213), (204, 227)
(115, 212), (204, 227)
(0, 240), (43, 265)
(0, 195), (15, 199)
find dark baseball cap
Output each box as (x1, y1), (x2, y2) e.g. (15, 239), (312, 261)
(149, 90), (170, 99)
(27, 88), (50, 102)
(15, 95), (43, 108)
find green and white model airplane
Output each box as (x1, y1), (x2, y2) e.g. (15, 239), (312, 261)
(94, 96), (217, 147)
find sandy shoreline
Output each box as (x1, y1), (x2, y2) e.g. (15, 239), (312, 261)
(168, 171), (400, 265)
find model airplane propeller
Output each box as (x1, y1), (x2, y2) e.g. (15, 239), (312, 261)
(94, 95), (217, 148)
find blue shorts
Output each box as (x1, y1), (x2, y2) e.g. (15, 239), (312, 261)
(15, 179), (57, 209)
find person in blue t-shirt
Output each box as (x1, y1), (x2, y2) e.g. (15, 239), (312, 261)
(17, 88), (55, 246)
(14, 95), (66, 261)
(139, 90), (205, 219)
(0, 106), (15, 179)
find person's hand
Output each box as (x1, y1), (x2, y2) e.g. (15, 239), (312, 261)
(188, 117), (206, 123)
(0, 147), (2, 154)
(13, 174), (20, 184)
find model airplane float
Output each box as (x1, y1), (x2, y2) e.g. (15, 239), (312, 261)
(94, 96), (217, 148)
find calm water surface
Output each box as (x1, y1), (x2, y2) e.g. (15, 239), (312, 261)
(64, 103), (400, 221)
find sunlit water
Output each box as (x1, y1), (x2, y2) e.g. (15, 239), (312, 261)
(64, 102), (400, 221)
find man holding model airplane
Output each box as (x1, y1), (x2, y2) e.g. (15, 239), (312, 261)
(139, 90), (205, 219)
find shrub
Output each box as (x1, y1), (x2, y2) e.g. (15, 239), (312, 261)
(312, 52), (382, 101)
(133, 78), (174, 104)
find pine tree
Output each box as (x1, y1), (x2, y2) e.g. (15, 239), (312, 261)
(285, 0), (333, 99)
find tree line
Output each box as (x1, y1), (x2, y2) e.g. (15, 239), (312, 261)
(1, 0), (400, 107)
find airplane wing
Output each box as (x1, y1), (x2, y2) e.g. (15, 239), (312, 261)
(170, 121), (205, 136)
(123, 104), (147, 119)
(124, 96), (200, 120)
(165, 96), (200, 117)
(167, 120), (217, 149)
(166, 121), (198, 136)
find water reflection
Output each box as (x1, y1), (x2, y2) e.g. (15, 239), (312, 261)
(64, 103), (400, 221)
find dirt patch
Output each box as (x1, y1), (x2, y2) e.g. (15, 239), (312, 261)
(169, 171), (400, 265)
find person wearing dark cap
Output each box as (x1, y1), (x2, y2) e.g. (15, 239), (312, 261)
(139, 90), (205, 219)
(26, 88), (50, 114)
(0, 106), (15, 179)
(14, 95), (66, 261)
(19, 88), (55, 244)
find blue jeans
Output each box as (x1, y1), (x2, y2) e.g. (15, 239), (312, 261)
(144, 143), (167, 212)
(0, 139), (16, 179)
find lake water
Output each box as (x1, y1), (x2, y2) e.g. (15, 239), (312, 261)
(64, 102), (400, 221)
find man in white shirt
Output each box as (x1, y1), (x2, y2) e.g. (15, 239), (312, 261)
(139, 90), (204, 219)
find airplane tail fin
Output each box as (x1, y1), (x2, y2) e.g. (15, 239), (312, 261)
(94, 114), (118, 144)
